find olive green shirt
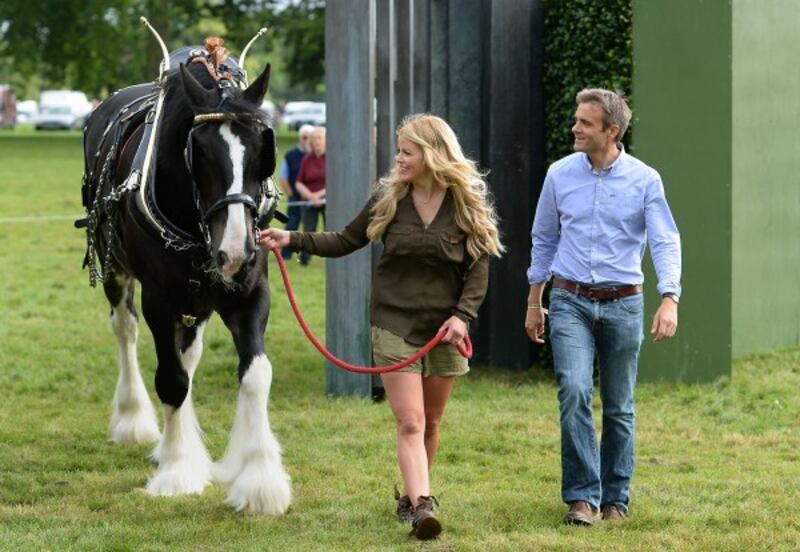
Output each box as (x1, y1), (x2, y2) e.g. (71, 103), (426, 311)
(288, 191), (490, 345)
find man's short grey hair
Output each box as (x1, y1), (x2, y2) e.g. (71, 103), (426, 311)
(576, 88), (632, 143)
(298, 124), (315, 137)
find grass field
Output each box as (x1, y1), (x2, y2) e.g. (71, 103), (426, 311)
(1, 128), (799, 551)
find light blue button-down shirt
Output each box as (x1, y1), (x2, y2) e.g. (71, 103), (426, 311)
(527, 148), (681, 297)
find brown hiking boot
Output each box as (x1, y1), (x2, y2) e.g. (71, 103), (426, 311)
(601, 503), (628, 521)
(393, 485), (413, 523)
(410, 496), (441, 540)
(564, 501), (601, 526)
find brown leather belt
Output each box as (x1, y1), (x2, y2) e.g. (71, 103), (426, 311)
(553, 278), (642, 301)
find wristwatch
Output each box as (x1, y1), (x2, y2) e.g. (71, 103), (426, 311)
(662, 293), (679, 305)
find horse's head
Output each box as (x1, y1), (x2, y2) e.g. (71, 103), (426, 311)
(180, 63), (276, 283)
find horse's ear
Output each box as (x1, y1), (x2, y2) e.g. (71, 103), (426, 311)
(243, 64), (271, 106)
(179, 63), (217, 112)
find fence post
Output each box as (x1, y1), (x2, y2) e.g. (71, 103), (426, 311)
(325, 0), (376, 396)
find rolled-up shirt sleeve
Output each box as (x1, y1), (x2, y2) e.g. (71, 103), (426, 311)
(289, 198), (372, 257)
(527, 172), (560, 284)
(645, 170), (682, 297)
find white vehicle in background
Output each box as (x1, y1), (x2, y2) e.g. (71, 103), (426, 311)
(259, 100), (277, 126)
(16, 100), (39, 124)
(34, 90), (93, 130)
(281, 101), (325, 130)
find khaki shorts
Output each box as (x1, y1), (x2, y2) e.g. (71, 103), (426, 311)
(371, 326), (469, 377)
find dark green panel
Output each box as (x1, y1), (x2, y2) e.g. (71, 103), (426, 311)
(633, 0), (732, 382)
(732, 0), (800, 357)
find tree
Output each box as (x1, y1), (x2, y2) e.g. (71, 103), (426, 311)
(272, 0), (325, 91)
(0, 0), (325, 99)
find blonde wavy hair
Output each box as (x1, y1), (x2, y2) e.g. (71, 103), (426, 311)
(366, 114), (505, 260)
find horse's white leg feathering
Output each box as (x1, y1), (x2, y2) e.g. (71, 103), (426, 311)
(146, 323), (211, 496)
(109, 278), (160, 445)
(213, 354), (291, 514)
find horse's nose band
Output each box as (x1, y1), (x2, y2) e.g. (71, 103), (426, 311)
(201, 193), (258, 223)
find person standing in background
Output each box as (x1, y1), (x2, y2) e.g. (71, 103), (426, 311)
(295, 126), (327, 266)
(277, 124), (314, 260)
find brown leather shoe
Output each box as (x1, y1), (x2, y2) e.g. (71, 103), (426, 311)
(393, 485), (413, 523)
(564, 501), (601, 526)
(601, 503), (628, 521)
(410, 496), (441, 540)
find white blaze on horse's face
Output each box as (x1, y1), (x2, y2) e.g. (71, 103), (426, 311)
(217, 122), (250, 281)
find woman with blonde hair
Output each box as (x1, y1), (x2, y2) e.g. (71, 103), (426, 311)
(260, 114), (503, 540)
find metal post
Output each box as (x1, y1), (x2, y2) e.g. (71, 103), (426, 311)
(429, 0), (449, 118)
(412, 0), (430, 113)
(478, 0), (541, 369)
(446, 0), (483, 160)
(376, 0), (397, 176)
(395, 0), (413, 121)
(325, 0), (376, 396)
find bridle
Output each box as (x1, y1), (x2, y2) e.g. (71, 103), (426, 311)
(182, 87), (278, 256)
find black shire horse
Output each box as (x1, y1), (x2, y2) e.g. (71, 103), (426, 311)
(81, 54), (290, 514)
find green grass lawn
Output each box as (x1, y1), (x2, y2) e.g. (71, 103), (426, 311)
(1, 130), (799, 551)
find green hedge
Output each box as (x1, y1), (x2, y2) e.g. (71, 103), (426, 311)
(543, 0), (633, 166)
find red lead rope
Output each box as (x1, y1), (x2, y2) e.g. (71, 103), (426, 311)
(270, 248), (473, 374)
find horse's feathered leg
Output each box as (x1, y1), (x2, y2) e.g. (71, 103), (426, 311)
(105, 272), (160, 444)
(142, 286), (211, 496)
(213, 282), (291, 514)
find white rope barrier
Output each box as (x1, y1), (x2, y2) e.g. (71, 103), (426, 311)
(0, 214), (83, 224)
(0, 202), (325, 224)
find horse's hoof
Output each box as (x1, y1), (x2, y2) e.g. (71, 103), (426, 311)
(146, 462), (211, 496)
(221, 460), (292, 515)
(110, 412), (161, 445)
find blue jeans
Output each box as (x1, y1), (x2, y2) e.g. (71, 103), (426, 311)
(548, 287), (644, 511)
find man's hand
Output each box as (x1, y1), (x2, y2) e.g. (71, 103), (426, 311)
(651, 298), (678, 342)
(525, 284), (547, 344)
(525, 307), (547, 344)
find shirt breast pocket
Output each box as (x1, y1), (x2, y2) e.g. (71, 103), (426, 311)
(438, 231), (466, 263)
(615, 193), (643, 224)
(383, 224), (414, 256)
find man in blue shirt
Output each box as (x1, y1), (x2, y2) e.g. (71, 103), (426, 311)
(278, 124), (314, 260)
(526, 89), (681, 525)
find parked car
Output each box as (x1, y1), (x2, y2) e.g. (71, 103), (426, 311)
(0, 85), (17, 130)
(259, 100), (277, 126)
(34, 90), (93, 130)
(16, 100), (38, 124)
(281, 101), (325, 130)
